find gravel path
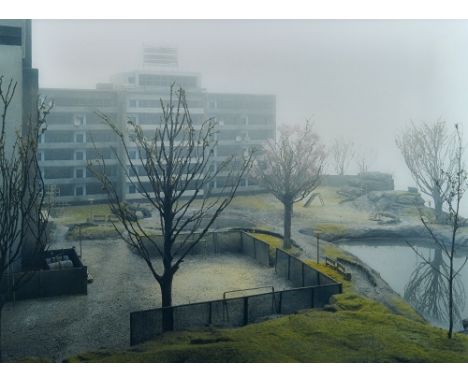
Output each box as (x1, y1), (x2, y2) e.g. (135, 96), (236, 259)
(3, 232), (292, 362)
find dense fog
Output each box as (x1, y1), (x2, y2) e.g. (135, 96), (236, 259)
(32, 20), (468, 192)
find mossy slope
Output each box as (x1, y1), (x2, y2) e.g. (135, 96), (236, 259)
(67, 264), (468, 363)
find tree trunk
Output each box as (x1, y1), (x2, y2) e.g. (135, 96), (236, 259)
(283, 201), (293, 249)
(160, 273), (174, 332)
(448, 256), (454, 339)
(0, 302), (3, 363)
(433, 193), (444, 224)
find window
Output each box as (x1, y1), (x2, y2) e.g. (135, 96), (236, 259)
(127, 114), (137, 124)
(128, 150), (137, 160)
(44, 131), (74, 143)
(44, 167), (74, 179)
(138, 113), (160, 125)
(75, 168), (85, 178)
(249, 129), (274, 140)
(87, 131), (115, 143)
(208, 100), (217, 109)
(139, 99), (159, 108)
(37, 151), (44, 162)
(129, 99), (137, 107)
(44, 149), (74, 161)
(128, 77), (135, 84)
(74, 132), (85, 143)
(87, 112), (116, 125)
(74, 114), (85, 127)
(75, 185), (85, 196)
(87, 148), (112, 160)
(128, 184), (136, 194)
(75, 151), (85, 161)
(47, 112), (73, 124)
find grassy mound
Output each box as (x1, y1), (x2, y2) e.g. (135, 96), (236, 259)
(66, 223), (120, 240)
(66, 260), (468, 363)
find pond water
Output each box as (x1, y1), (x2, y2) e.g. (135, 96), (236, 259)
(338, 240), (468, 330)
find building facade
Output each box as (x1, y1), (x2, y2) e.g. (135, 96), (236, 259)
(39, 52), (276, 204)
(0, 20), (40, 270)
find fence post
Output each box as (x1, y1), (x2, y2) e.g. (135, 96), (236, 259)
(301, 262), (305, 287)
(278, 291), (283, 314)
(253, 237), (257, 260)
(274, 248), (278, 273)
(243, 297), (249, 325)
(241, 232), (245, 254)
(208, 301), (212, 325)
(130, 312), (134, 346)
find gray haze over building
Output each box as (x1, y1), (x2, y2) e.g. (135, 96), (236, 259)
(31, 19), (468, 192)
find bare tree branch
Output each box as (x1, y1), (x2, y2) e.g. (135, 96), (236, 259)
(253, 122), (326, 248)
(88, 84), (253, 331)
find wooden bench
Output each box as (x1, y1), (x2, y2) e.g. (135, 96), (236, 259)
(90, 214), (107, 223)
(325, 256), (352, 281)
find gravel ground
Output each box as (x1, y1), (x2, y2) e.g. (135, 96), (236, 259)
(2, 228), (292, 362)
(2, 192), (412, 362)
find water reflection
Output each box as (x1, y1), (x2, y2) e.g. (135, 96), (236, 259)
(338, 241), (468, 330)
(403, 247), (466, 328)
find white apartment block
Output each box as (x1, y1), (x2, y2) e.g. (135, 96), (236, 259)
(39, 49), (276, 204)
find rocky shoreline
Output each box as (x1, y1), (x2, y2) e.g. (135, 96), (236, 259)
(300, 223), (468, 249)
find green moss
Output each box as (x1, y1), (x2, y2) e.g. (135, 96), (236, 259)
(230, 194), (281, 211)
(250, 232), (301, 256)
(66, 224), (120, 240)
(321, 243), (354, 262)
(314, 223), (348, 236)
(67, 290), (468, 362)
(57, 204), (112, 225)
(65, 247), (468, 363)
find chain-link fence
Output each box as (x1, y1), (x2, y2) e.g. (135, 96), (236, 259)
(130, 282), (341, 345)
(130, 230), (343, 345)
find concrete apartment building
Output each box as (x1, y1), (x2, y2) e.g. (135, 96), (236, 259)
(39, 47), (276, 204)
(0, 20), (38, 153)
(0, 20), (40, 270)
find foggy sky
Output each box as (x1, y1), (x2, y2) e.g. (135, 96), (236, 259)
(31, 20), (468, 191)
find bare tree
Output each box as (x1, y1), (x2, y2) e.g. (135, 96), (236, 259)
(88, 85), (252, 331)
(0, 76), (51, 361)
(253, 123), (326, 249)
(331, 137), (355, 176)
(406, 124), (467, 338)
(356, 154), (369, 175)
(404, 247), (465, 326)
(354, 147), (377, 175)
(396, 121), (456, 223)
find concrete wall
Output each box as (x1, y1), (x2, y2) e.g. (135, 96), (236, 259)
(321, 175), (358, 188)
(0, 248), (88, 301)
(321, 173), (394, 191)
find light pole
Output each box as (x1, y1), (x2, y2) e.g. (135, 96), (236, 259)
(314, 230), (322, 264)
